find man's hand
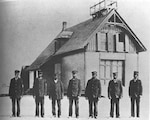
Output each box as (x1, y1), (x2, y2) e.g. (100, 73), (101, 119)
(85, 97), (88, 100)
(49, 96), (51, 99)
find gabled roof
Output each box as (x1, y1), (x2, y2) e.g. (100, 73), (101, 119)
(28, 40), (55, 70)
(27, 9), (146, 71)
(55, 11), (110, 55)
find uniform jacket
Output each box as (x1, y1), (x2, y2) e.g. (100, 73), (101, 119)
(129, 79), (142, 97)
(67, 78), (81, 98)
(108, 79), (123, 99)
(9, 78), (24, 99)
(33, 77), (46, 97)
(49, 80), (64, 100)
(85, 78), (101, 99)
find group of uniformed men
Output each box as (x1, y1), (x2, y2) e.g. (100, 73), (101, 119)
(9, 70), (142, 119)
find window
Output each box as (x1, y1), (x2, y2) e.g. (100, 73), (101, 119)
(55, 39), (67, 52)
(114, 33), (125, 52)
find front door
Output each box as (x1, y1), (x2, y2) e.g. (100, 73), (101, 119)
(100, 60), (125, 86)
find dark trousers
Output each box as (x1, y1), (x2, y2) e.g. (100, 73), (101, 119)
(11, 98), (21, 116)
(88, 98), (98, 117)
(110, 98), (120, 117)
(69, 97), (79, 117)
(52, 99), (61, 117)
(35, 96), (44, 117)
(131, 97), (140, 117)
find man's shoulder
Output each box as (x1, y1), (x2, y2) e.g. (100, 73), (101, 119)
(87, 78), (92, 82)
(58, 80), (63, 84)
(10, 78), (15, 82)
(117, 80), (121, 83)
(11, 78), (15, 81)
(130, 79), (134, 82)
(95, 78), (100, 81)
(137, 79), (142, 83)
(109, 80), (113, 83)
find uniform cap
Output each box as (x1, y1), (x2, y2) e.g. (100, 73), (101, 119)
(38, 69), (43, 74)
(92, 71), (97, 75)
(72, 70), (78, 74)
(54, 73), (59, 76)
(113, 72), (118, 76)
(15, 70), (20, 73)
(134, 71), (139, 75)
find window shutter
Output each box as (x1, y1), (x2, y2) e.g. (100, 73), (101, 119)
(107, 32), (114, 52)
(97, 32), (107, 51)
(125, 34), (129, 52)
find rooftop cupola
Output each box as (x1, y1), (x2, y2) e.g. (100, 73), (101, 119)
(90, 0), (117, 19)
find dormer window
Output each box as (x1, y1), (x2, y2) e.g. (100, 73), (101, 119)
(55, 31), (73, 52)
(55, 39), (67, 52)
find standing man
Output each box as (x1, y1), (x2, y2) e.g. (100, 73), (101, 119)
(108, 72), (122, 118)
(129, 71), (142, 118)
(49, 73), (64, 118)
(85, 71), (101, 119)
(9, 70), (24, 117)
(33, 70), (46, 117)
(67, 70), (81, 118)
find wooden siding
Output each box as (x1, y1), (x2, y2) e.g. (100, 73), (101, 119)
(87, 34), (97, 51)
(129, 36), (136, 52)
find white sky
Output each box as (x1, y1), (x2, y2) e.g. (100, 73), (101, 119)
(0, 0), (149, 85)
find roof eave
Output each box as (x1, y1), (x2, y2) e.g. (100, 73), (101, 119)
(115, 10), (147, 52)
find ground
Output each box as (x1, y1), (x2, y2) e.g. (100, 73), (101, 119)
(0, 86), (149, 120)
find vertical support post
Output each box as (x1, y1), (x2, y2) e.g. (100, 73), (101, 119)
(137, 52), (139, 71)
(84, 49), (86, 90)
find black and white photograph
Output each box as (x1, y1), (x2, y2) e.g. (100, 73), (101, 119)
(0, 0), (149, 120)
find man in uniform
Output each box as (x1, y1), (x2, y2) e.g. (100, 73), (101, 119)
(129, 71), (142, 118)
(33, 70), (46, 117)
(85, 71), (101, 119)
(9, 70), (24, 117)
(49, 73), (64, 118)
(67, 70), (81, 118)
(108, 72), (122, 118)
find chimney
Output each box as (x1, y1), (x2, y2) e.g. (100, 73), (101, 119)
(62, 21), (67, 31)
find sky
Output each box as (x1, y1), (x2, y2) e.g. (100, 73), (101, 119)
(0, 0), (149, 85)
